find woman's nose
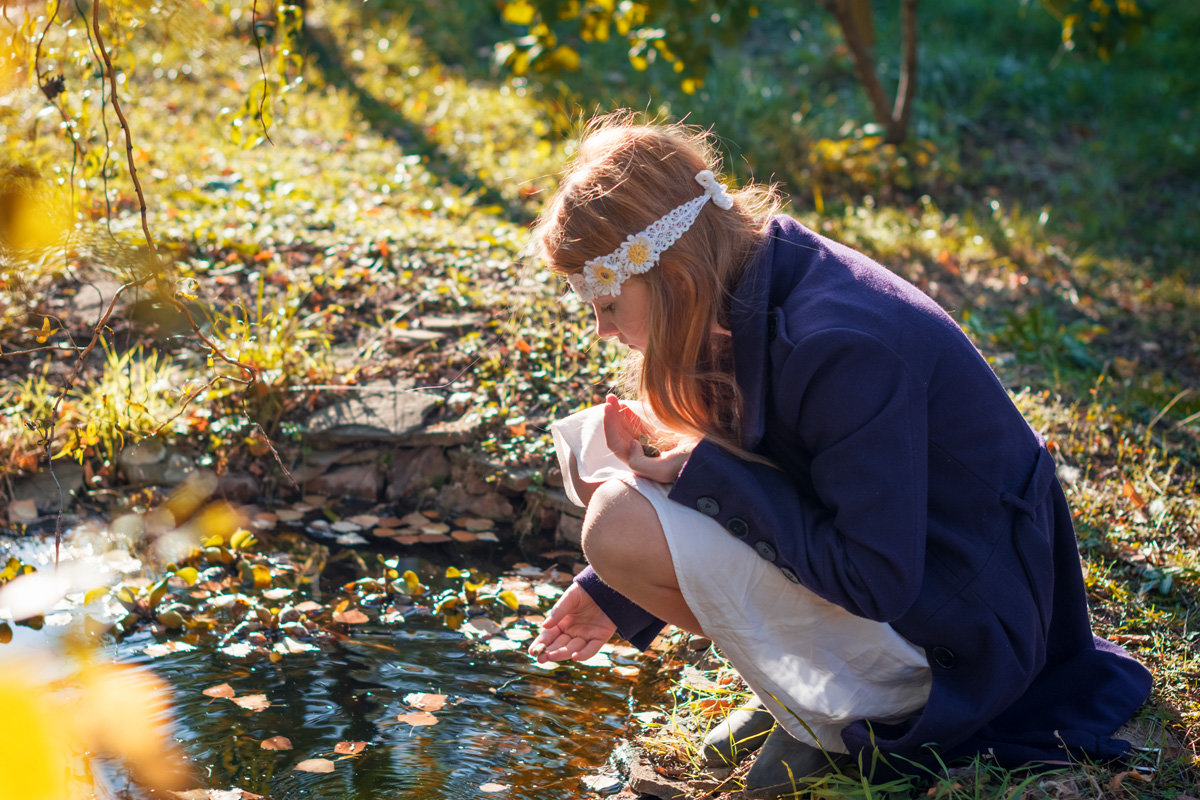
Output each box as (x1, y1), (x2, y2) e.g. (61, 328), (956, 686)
(594, 312), (618, 339)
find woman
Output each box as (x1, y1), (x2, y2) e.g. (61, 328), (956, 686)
(527, 112), (1151, 793)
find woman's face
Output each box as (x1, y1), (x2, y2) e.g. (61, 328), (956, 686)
(591, 277), (651, 351)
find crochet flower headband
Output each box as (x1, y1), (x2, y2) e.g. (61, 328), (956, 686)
(566, 169), (733, 303)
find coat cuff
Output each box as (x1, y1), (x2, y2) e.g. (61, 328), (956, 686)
(574, 566), (665, 650)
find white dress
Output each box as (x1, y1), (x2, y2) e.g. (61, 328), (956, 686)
(551, 404), (932, 753)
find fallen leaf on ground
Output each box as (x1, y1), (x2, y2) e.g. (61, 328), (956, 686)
(260, 736), (293, 750)
(397, 711), (438, 726)
(333, 608), (369, 624)
(232, 694), (270, 712)
(334, 741), (368, 755)
(295, 758), (335, 773)
(403, 692), (446, 711)
(294, 600), (323, 613)
(1107, 771), (1152, 792)
(202, 683), (236, 699)
(479, 783), (509, 792)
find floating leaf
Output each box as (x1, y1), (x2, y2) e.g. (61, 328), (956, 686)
(480, 783), (509, 793)
(334, 741), (368, 755)
(333, 608), (369, 624)
(403, 692), (446, 711)
(294, 758), (335, 773)
(396, 711), (438, 726)
(496, 590), (520, 611)
(144, 641), (196, 658)
(232, 694), (270, 712)
(202, 683), (236, 699)
(260, 736), (293, 751)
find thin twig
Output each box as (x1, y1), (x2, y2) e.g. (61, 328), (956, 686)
(90, 0), (159, 261)
(34, 0), (89, 162)
(251, 0), (275, 144)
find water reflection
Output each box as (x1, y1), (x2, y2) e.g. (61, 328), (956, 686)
(1, 528), (662, 800)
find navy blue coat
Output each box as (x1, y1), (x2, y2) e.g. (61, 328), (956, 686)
(576, 215), (1151, 771)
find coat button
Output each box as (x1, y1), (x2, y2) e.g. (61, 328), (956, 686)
(931, 646), (956, 670)
(779, 566), (801, 583)
(754, 541), (777, 562)
(727, 517), (749, 538)
(766, 314), (779, 340)
(696, 496), (721, 516)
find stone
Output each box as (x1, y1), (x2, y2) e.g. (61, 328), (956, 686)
(403, 411), (487, 447)
(216, 473), (260, 502)
(118, 440), (194, 486)
(9, 464), (84, 513)
(304, 382), (440, 442)
(304, 464), (382, 501)
(386, 447), (450, 501)
(435, 484), (515, 522)
(555, 512), (584, 547)
(612, 744), (690, 800)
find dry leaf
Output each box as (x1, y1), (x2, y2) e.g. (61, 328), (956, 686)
(396, 711), (438, 726)
(333, 608), (369, 624)
(144, 641), (196, 658)
(232, 694), (270, 712)
(202, 683), (236, 699)
(334, 741), (368, 755)
(1107, 771), (1152, 792)
(403, 692), (446, 711)
(294, 601), (323, 614)
(294, 758), (335, 774)
(260, 736), (293, 751)
(479, 783), (509, 792)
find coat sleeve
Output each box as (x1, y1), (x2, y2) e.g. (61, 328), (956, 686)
(669, 328), (929, 622)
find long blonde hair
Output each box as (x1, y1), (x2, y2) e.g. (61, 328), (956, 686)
(533, 111), (784, 457)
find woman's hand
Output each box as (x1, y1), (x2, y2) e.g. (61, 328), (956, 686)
(602, 394), (696, 484)
(528, 583), (617, 663)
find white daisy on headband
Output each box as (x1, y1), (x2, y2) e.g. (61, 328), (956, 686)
(566, 170), (733, 303)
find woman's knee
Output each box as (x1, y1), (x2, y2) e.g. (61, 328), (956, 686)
(581, 479), (660, 574)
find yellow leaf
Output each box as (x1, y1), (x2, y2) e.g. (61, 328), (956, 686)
(403, 570), (425, 596)
(497, 590), (520, 611)
(502, 0), (535, 25)
(30, 317), (59, 344)
(173, 567), (199, 586)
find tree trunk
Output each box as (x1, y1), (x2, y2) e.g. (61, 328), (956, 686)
(824, 0), (920, 145)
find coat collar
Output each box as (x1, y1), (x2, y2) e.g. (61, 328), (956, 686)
(729, 216), (818, 451)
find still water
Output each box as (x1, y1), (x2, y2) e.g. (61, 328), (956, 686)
(1, 526), (667, 800)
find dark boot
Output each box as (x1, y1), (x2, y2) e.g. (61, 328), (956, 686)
(700, 696), (775, 767)
(740, 727), (849, 798)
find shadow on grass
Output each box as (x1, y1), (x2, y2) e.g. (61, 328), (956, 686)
(299, 22), (535, 227)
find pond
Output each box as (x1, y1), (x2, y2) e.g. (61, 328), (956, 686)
(1, 519), (670, 800)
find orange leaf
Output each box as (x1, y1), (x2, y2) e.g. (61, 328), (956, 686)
(334, 741), (368, 755)
(1122, 481), (1147, 508)
(202, 683), (236, 699)
(295, 758), (335, 773)
(1107, 770), (1151, 792)
(403, 692), (447, 711)
(333, 608), (370, 624)
(232, 693), (270, 712)
(396, 711), (438, 726)
(514, 338), (531, 353)
(260, 736), (293, 750)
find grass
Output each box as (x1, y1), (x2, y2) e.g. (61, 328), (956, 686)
(2, 0), (1199, 796)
